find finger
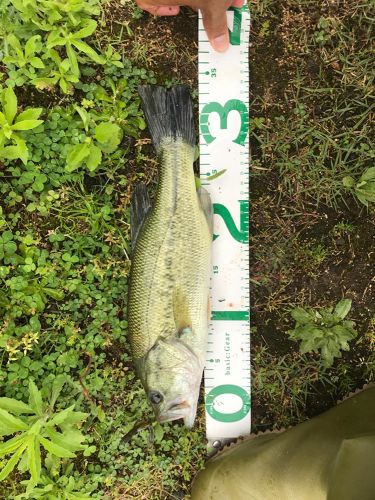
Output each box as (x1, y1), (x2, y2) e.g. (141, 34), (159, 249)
(154, 5), (180, 15)
(202, 8), (229, 52)
(232, 0), (244, 6)
(136, 2), (180, 16)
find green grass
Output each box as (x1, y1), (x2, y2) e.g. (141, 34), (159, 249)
(251, 0), (374, 207)
(252, 344), (334, 427)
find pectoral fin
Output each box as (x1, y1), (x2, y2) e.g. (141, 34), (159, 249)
(173, 288), (192, 338)
(131, 184), (151, 251)
(197, 187), (213, 234)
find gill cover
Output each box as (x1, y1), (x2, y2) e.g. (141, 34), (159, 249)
(142, 337), (203, 428)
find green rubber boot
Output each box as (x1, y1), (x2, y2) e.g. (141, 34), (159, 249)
(191, 386), (375, 500)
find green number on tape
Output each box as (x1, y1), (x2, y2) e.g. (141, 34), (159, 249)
(213, 201), (249, 243)
(228, 7), (243, 45)
(206, 385), (251, 422)
(200, 100), (249, 146)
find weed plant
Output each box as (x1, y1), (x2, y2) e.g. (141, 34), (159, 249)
(288, 299), (357, 368)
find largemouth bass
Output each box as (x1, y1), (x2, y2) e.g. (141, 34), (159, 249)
(128, 85), (212, 428)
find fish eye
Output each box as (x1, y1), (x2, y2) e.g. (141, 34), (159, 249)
(149, 391), (163, 405)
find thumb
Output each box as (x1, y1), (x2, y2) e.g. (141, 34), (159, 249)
(202, 7), (229, 52)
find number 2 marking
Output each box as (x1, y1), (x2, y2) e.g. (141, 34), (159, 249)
(213, 201), (249, 243)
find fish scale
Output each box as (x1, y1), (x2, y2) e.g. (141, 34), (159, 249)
(198, 6), (251, 444)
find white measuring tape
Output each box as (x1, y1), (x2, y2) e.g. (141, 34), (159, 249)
(198, 6), (250, 444)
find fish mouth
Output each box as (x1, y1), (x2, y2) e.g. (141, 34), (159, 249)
(157, 398), (198, 429)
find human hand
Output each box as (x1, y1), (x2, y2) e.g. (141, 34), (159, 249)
(135, 0), (245, 52)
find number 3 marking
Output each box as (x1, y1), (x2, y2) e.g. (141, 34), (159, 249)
(200, 100), (249, 146)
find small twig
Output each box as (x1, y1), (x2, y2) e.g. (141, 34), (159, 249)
(79, 352), (97, 405)
(121, 418), (153, 444)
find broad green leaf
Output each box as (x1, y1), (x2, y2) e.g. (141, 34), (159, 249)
(3, 56), (20, 66)
(15, 108), (42, 123)
(30, 57), (45, 69)
(3, 56), (21, 66)
(360, 167), (375, 182)
(291, 307), (313, 324)
(66, 43), (79, 76)
(11, 119), (43, 131)
(67, 493), (92, 499)
(58, 411), (88, 427)
(0, 408), (29, 436)
(94, 122), (119, 143)
(28, 435), (41, 484)
(94, 122), (122, 153)
(60, 77), (71, 95)
(28, 420), (42, 437)
(19, 171), (35, 185)
(334, 299), (352, 320)
(61, 58), (71, 72)
(46, 35), (66, 49)
(0, 434), (25, 457)
(74, 106), (89, 130)
(12, 135), (28, 165)
(355, 191), (369, 207)
(45, 405), (75, 427)
(7, 34), (22, 52)
(71, 39), (105, 64)
(25, 35), (40, 58)
(96, 406), (105, 423)
(154, 423), (164, 442)
(44, 428), (85, 452)
(0, 111), (6, 126)
(28, 380), (43, 416)
(71, 19), (97, 39)
(39, 436), (75, 458)
(321, 346), (335, 368)
(300, 337), (318, 353)
(360, 184), (375, 196)
(32, 173), (47, 192)
(32, 77), (59, 90)
(94, 86), (111, 103)
(0, 398), (34, 415)
(332, 324), (356, 341)
(43, 287), (64, 300)
(66, 143), (90, 172)
(1, 87), (18, 124)
(86, 144), (102, 171)
(29, 316), (41, 331)
(112, 60), (124, 68)
(49, 375), (67, 407)
(0, 441), (27, 481)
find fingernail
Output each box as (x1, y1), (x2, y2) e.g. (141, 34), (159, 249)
(212, 34), (229, 52)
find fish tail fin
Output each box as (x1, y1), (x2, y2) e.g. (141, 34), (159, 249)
(138, 85), (195, 153)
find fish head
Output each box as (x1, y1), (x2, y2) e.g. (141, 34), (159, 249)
(141, 337), (203, 428)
